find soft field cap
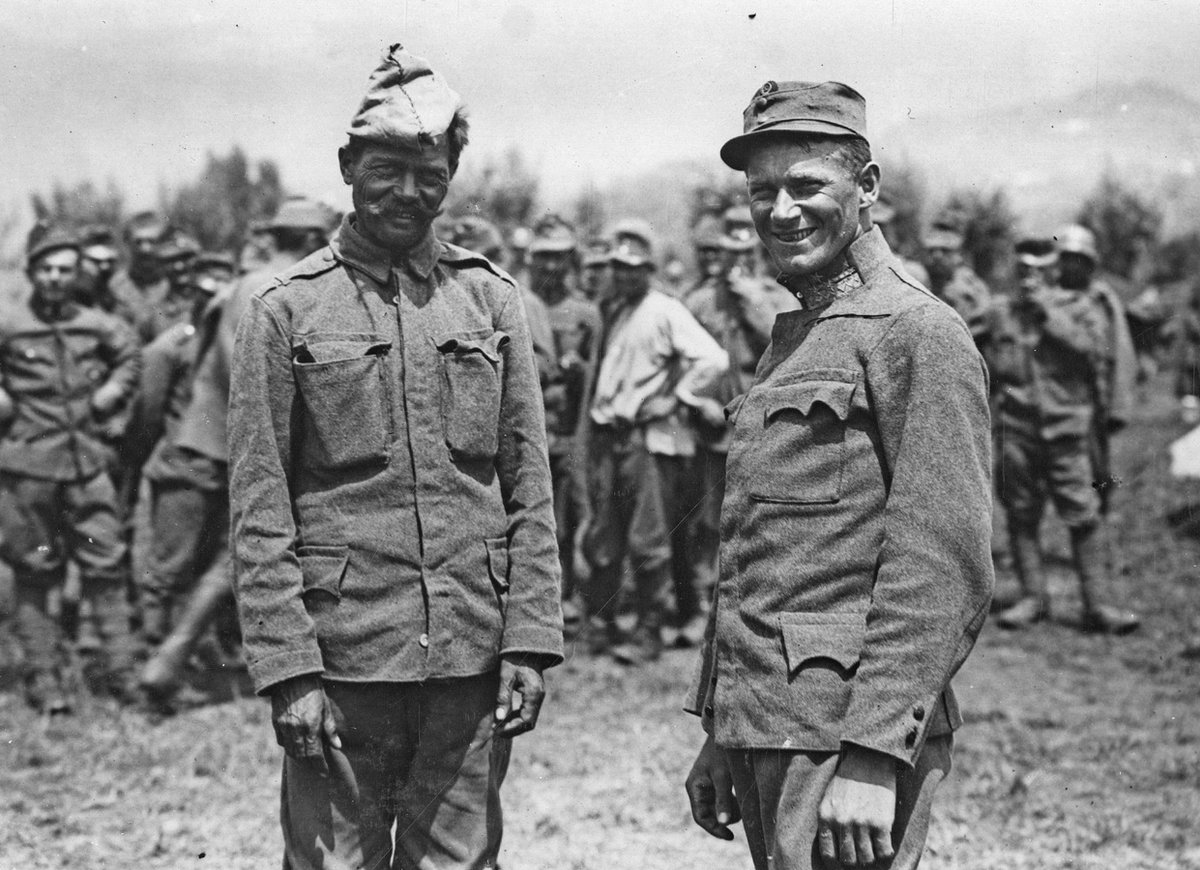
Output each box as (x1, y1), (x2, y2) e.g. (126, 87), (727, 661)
(721, 80), (867, 170)
(348, 43), (463, 150)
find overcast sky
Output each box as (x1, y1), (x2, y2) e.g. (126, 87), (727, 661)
(2, 0), (1198, 214)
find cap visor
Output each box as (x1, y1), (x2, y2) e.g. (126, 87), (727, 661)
(720, 119), (865, 170)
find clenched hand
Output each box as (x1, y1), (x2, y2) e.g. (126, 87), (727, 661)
(817, 745), (897, 867)
(493, 655), (547, 738)
(685, 735), (741, 840)
(270, 674), (341, 776)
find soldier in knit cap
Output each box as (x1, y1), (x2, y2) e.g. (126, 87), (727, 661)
(228, 44), (562, 869)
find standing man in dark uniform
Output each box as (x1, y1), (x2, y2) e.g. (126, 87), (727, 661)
(985, 235), (1140, 633)
(685, 81), (993, 870)
(922, 220), (992, 344)
(121, 262), (231, 699)
(229, 44), (562, 869)
(109, 211), (171, 341)
(527, 215), (600, 632)
(0, 226), (141, 713)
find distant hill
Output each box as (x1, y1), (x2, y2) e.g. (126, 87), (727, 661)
(878, 80), (1200, 235)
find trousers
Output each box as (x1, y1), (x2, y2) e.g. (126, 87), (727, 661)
(725, 735), (953, 870)
(281, 673), (510, 870)
(142, 480), (230, 643)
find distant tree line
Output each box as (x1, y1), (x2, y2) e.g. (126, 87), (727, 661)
(15, 147), (1198, 295)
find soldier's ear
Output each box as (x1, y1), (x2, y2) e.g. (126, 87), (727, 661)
(858, 162), (881, 211)
(338, 146), (356, 186)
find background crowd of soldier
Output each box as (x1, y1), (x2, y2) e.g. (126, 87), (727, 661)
(0, 177), (1189, 713)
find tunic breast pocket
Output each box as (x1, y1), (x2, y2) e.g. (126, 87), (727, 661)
(293, 336), (393, 470)
(748, 378), (856, 504)
(436, 329), (509, 462)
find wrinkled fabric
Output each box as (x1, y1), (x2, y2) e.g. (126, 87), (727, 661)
(0, 297), (139, 481)
(590, 288), (728, 457)
(347, 43), (463, 149)
(687, 228), (994, 768)
(280, 675), (508, 870)
(229, 216), (563, 693)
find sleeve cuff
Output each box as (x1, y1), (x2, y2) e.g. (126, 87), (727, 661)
(247, 647), (325, 696)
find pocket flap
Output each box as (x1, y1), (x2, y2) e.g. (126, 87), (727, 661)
(765, 380), (856, 422)
(779, 613), (865, 674)
(436, 330), (510, 363)
(485, 537), (510, 590)
(293, 336), (391, 365)
(297, 545), (349, 599)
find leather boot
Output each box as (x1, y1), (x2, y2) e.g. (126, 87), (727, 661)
(996, 523), (1050, 629)
(1071, 524), (1140, 635)
(83, 580), (140, 701)
(609, 620), (663, 666)
(12, 582), (73, 714)
(140, 567), (233, 699)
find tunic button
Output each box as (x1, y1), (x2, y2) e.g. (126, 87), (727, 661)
(913, 705), (925, 721)
(419, 633), (429, 649)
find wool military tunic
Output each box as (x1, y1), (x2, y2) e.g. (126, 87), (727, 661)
(229, 217), (564, 694)
(687, 228), (994, 768)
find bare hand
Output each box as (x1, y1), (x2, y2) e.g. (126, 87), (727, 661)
(685, 735), (741, 840)
(270, 674), (341, 776)
(817, 746), (897, 867)
(493, 656), (547, 738)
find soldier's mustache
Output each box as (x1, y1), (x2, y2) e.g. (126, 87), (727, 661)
(370, 194), (442, 222)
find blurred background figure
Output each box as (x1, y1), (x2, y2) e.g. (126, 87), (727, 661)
(579, 237), (612, 302)
(110, 211), (172, 340)
(122, 252), (235, 706)
(527, 215), (600, 636)
(447, 215), (557, 382)
(0, 225), (141, 714)
(677, 208), (797, 646)
(582, 221), (728, 665)
(921, 217), (993, 344)
(983, 231), (1140, 634)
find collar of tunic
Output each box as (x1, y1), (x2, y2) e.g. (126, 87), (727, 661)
(775, 228), (918, 318)
(331, 214), (442, 284)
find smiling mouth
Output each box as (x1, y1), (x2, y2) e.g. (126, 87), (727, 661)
(773, 226), (816, 244)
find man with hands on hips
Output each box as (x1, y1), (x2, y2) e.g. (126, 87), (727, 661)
(685, 81), (993, 869)
(229, 43), (562, 870)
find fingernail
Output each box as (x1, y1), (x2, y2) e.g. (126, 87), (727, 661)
(331, 736), (342, 749)
(717, 813), (729, 824)
(495, 706), (507, 720)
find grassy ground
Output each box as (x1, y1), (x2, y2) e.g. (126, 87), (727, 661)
(2, 375), (1200, 869)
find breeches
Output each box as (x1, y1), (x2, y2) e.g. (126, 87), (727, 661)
(997, 429), (1099, 528)
(142, 480), (230, 638)
(281, 674), (510, 870)
(0, 471), (126, 585)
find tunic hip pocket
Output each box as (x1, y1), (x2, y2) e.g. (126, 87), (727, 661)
(748, 378), (856, 504)
(293, 338), (392, 470)
(437, 330), (509, 462)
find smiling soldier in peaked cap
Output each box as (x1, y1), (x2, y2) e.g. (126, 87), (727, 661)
(228, 43), (562, 869)
(685, 81), (994, 870)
